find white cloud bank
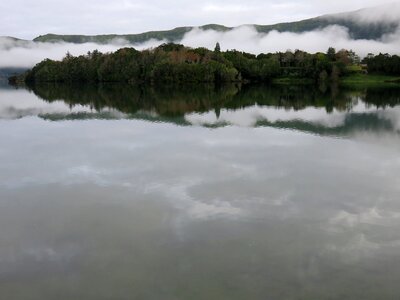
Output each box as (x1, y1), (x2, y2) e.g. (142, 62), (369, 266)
(1, 25), (400, 68)
(181, 25), (400, 56)
(0, 37), (165, 68)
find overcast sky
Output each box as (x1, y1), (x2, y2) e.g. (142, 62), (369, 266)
(0, 0), (397, 39)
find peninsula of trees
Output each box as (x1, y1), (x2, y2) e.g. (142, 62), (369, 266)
(16, 43), (400, 85)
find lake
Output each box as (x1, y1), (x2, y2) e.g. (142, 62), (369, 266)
(1, 82), (400, 299)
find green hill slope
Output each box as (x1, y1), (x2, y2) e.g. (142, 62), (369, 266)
(33, 25), (232, 44)
(0, 4), (396, 44)
(31, 5), (400, 44)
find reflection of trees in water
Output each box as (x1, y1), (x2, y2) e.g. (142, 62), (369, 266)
(256, 114), (396, 137)
(28, 83), (240, 117)
(362, 87), (400, 109)
(227, 84), (354, 113)
(28, 83), (399, 117)
(24, 83), (400, 136)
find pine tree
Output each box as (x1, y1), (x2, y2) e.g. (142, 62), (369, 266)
(214, 42), (221, 53)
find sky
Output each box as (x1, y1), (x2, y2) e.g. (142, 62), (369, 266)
(0, 0), (397, 39)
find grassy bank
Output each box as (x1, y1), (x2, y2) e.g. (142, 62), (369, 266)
(340, 74), (400, 86)
(273, 74), (400, 87)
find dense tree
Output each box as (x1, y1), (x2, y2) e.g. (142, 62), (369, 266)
(214, 42), (221, 53)
(21, 44), (373, 84)
(364, 53), (400, 76)
(327, 47), (336, 61)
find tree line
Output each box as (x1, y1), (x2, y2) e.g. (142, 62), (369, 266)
(17, 43), (392, 84)
(363, 53), (400, 76)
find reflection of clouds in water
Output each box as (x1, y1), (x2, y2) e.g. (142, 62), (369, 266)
(66, 165), (110, 186)
(322, 199), (400, 262)
(1, 114), (400, 259)
(185, 102), (400, 129)
(325, 234), (381, 262)
(143, 180), (242, 220)
(3, 89), (400, 296)
(186, 106), (346, 127)
(324, 231), (400, 264)
(0, 89), (123, 119)
(2, 162), (118, 189)
(3, 88), (400, 136)
(330, 207), (400, 228)
(0, 90), (90, 118)
(0, 243), (81, 278)
(1, 115), (400, 294)
(377, 107), (400, 131)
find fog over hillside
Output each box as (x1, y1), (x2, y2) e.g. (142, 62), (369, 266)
(1, 3), (400, 68)
(327, 2), (400, 24)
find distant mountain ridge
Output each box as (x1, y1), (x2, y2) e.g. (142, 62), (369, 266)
(33, 25), (231, 44)
(4, 4), (400, 44)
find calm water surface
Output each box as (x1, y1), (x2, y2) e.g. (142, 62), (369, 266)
(1, 82), (400, 299)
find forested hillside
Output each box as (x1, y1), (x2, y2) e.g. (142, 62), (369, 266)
(32, 6), (399, 44)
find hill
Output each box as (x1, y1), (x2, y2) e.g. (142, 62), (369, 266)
(31, 5), (399, 44)
(32, 25), (231, 44)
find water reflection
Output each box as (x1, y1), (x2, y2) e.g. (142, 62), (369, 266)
(1, 83), (400, 299)
(1, 83), (400, 137)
